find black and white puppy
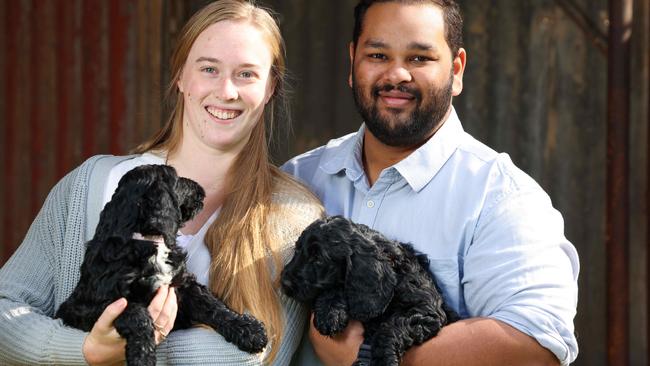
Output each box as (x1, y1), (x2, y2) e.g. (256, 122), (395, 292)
(281, 216), (458, 366)
(56, 164), (267, 366)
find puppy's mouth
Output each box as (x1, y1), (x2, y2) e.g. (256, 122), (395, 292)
(132, 232), (164, 246)
(205, 106), (242, 120)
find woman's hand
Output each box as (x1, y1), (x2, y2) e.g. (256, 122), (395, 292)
(148, 285), (178, 344)
(82, 298), (127, 366)
(309, 315), (365, 366)
(82, 286), (178, 365)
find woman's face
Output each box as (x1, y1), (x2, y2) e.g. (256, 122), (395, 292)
(177, 20), (274, 155)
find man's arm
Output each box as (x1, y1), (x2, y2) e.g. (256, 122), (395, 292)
(401, 318), (559, 366)
(309, 318), (559, 366)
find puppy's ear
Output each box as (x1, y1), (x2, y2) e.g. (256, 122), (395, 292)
(94, 187), (142, 240)
(344, 243), (396, 321)
(174, 177), (205, 222)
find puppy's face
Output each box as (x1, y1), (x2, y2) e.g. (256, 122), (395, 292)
(281, 217), (354, 302)
(98, 165), (205, 242)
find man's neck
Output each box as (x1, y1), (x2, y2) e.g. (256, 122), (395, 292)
(362, 131), (418, 187)
(362, 108), (452, 187)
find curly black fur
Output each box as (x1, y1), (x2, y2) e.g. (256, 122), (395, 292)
(56, 164), (267, 366)
(281, 216), (459, 366)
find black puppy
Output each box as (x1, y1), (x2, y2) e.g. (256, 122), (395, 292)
(281, 216), (458, 366)
(56, 164), (267, 366)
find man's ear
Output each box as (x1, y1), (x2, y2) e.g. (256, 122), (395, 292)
(452, 48), (466, 97)
(348, 42), (355, 88)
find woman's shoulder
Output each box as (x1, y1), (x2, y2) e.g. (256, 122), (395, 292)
(271, 171), (324, 216)
(269, 170), (324, 242)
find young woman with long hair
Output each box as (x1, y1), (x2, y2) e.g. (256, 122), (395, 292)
(0, 1), (322, 364)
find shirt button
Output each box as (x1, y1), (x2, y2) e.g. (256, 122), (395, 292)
(366, 200), (375, 208)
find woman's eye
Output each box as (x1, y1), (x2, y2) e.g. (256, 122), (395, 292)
(239, 71), (254, 79)
(201, 66), (216, 74)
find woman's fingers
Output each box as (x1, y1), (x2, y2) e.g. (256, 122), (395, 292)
(82, 298), (127, 366)
(149, 286), (178, 344)
(148, 285), (168, 319)
(96, 298), (127, 334)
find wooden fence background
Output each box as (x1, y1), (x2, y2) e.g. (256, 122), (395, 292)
(1, 1), (649, 365)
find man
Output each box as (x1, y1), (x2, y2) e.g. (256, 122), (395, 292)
(283, 1), (579, 365)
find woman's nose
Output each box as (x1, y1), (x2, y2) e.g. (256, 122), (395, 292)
(215, 77), (238, 101)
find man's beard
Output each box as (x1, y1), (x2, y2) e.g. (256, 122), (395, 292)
(352, 70), (453, 148)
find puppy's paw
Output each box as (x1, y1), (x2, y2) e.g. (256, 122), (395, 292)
(371, 353), (400, 366)
(408, 313), (444, 342)
(233, 314), (268, 353)
(370, 342), (401, 366)
(314, 307), (349, 336)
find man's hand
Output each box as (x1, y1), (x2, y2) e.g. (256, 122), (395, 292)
(310, 315), (365, 366)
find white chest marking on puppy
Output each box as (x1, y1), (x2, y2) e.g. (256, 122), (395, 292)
(133, 233), (174, 286)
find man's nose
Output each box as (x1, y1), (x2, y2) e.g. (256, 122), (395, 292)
(383, 62), (412, 85)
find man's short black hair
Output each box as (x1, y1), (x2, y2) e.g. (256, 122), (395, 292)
(352, 0), (464, 57)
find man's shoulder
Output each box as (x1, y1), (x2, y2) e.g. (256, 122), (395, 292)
(282, 132), (358, 175)
(449, 133), (543, 195)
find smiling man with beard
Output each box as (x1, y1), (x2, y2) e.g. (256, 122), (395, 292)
(283, 1), (579, 365)
(353, 70), (454, 150)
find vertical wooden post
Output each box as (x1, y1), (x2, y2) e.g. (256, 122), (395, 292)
(646, 0), (650, 361)
(607, 0), (633, 364)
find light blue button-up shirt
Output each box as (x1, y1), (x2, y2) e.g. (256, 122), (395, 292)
(282, 108), (579, 365)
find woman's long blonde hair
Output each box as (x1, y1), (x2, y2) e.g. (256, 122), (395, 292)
(134, 1), (298, 361)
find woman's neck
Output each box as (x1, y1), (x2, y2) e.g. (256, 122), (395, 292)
(166, 143), (237, 234)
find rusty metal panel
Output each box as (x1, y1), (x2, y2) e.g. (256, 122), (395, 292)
(0, 0), (5, 266)
(3, 0), (30, 264)
(0, 1), (648, 365)
(0, 0), (166, 263)
(630, 1), (649, 365)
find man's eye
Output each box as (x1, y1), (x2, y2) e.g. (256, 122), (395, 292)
(368, 53), (386, 60)
(411, 56), (432, 63)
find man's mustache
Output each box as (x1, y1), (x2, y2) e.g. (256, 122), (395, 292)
(372, 83), (422, 99)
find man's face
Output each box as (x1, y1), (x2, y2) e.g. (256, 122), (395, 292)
(350, 2), (465, 148)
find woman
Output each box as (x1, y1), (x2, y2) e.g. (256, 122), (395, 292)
(0, 1), (323, 364)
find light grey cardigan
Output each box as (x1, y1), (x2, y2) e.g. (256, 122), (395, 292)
(0, 155), (323, 365)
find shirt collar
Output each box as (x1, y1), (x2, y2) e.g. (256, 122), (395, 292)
(320, 124), (366, 182)
(319, 107), (464, 191)
(394, 108), (464, 192)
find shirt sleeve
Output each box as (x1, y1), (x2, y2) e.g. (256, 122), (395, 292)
(462, 187), (579, 365)
(0, 168), (89, 365)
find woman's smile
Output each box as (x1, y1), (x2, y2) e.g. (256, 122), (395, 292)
(205, 106), (243, 121)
